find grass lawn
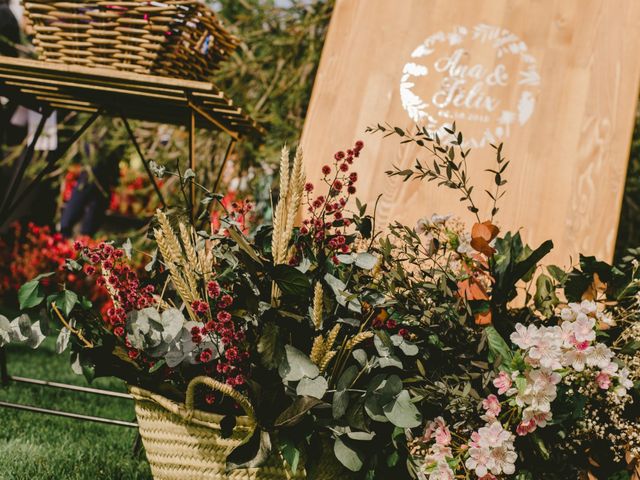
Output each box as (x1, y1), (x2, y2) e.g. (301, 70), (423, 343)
(0, 338), (152, 480)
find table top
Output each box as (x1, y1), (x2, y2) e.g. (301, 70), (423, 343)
(0, 56), (262, 139)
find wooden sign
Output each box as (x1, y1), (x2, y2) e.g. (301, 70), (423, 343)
(301, 0), (640, 265)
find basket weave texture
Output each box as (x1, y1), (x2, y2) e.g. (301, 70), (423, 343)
(129, 377), (350, 480)
(23, 0), (237, 81)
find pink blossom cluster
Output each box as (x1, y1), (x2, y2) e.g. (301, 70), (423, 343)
(489, 300), (632, 437)
(417, 417), (455, 480)
(465, 421), (517, 478)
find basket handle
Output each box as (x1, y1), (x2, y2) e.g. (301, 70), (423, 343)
(185, 375), (255, 422)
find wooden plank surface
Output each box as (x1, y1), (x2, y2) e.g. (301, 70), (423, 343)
(0, 57), (263, 136)
(301, 0), (640, 265)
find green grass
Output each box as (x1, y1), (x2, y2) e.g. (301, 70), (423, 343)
(0, 338), (152, 480)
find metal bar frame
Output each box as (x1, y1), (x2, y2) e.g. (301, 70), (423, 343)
(189, 109), (196, 221)
(2, 109), (102, 225)
(9, 375), (132, 399)
(0, 108), (51, 218)
(120, 114), (167, 209)
(0, 401), (138, 428)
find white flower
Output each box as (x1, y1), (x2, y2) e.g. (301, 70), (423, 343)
(571, 316), (596, 343)
(562, 345), (593, 371)
(510, 323), (539, 350)
(586, 343), (614, 369)
(456, 232), (474, 255)
(614, 367), (634, 397)
(576, 300), (598, 315)
(516, 369), (560, 413)
(560, 307), (576, 322)
(528, 329), (563, 370)
(431, 214), (452, 225)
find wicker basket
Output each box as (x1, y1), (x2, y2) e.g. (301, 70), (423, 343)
(129, 376), (350, 480)
(23, 0), (237, 81)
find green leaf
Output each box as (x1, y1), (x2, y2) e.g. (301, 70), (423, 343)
(279, 345), (319, 381)
(532, 434), (550, 460)
(352, 349), (367, 367)
(337, 365), (359, 390)
(148, 359), (166, 373)
(383, 390), (422, 428)
(278, 438), (300, 474)
(333, 437), (364, 472)
(355, 252), (378, 270)
(346, 431), (375, 441)
(485, 326), (513, 365)
(546, 265), (567, 283)
(51, 290), (79, 316)
(296, 375), (328, 399)
(18, 280), (45, 310)
(227, 226), (263, 266)
(274, 396), (324, 428)
(333, 390), (350, 419)
(272, 264), (310, 297)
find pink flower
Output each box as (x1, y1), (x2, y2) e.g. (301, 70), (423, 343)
(596, 371), (611, 390)
(493, 371), (512, 395)
(516, 420), (535, 436)
(434, 424), (451, 446)
(423, 417), (451, 446)
(482, 394), (501, 418)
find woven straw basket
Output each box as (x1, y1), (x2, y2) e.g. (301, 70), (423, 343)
(23, 0), (237, 81)
(129, 376), (350, 480)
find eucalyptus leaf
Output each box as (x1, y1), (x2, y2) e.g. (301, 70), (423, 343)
(383, 390), (422, 428)
(346, 431), (375, 441)
(333, 390), (350, 419)
(26, 321), (46, 349)
(296, 375), (328, 399)
(0, 315), (11, 346)
(12, 314), (32, 340)
(352, 349), (367, 367)
(160, 308), (184, 343)
(379, 355), (403, 369)
(55, 326), (71, 352)
(333, 437), (364, 472)
(337, 365), (359, 390)
(279, 345), (319, 382)
(355, 252), (378, 270)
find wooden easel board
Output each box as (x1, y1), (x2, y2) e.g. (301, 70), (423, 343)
(301, 0), (640, 265)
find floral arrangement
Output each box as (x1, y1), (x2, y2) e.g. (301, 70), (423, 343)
(2, 125), (639, 479)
